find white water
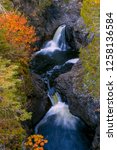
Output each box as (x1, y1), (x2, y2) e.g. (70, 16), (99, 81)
(33, 25), (91, 150)
(33, 25), (68, 56)
(34, 26), (80, 132)
(53, 24), (67, 50)
(65, 58), (79, 64)
(53, 25), (66, 44)
(37, 41), (60, 55)
(35, 102), (79, 134)
(48, 91), (62, 105)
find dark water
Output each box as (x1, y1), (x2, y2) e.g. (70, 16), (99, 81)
(31, 25), (92, 150)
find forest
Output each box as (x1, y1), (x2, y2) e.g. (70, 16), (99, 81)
(0, 0), (100, 150)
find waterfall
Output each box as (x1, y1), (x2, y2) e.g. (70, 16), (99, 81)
(53, 24), (68, 50)
(48, 89), (62, 105)
(32, 25), (91, 150)
(35, 102), (91, 150)
(53, 25), (66, 44)
(35, 102), (79, 134)
(46, 78), (62, 105)
(33, 25), (68, 56)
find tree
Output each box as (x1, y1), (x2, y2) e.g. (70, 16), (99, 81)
(0, 9), (37, 149)
(0, 58), (32, 149)
(0, 12), (37, 60)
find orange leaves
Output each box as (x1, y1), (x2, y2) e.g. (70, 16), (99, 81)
(24, 134), (48, 150)
(0, 12), (37, 55)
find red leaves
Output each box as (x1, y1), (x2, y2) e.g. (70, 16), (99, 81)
(0, 12), (37, 53)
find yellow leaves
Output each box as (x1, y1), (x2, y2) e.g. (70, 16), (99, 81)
(0, 58), (19, 89)
(0, 9), (36, 150)
(0, 118), (26, 149)
(81, 0), (100, 33)
(93, 0), (100, 4)
(25, 134), (48, 150)
(84, 0), (100, 5)
(0, 58), (32, 148)
(79, 0), (100, 98)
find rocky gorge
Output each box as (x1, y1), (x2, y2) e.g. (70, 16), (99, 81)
(11, 0), (100, 149)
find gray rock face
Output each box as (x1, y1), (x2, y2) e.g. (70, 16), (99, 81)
(28, 73), (51, 127)
(55, 60), (100, 150)
(55, 60), (100, 128)
(12, 0), (93, 49)
(92, 125), (100, 150)
(12, 0), (99, 149)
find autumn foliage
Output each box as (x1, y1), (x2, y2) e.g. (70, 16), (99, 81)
(0, 12), (37, 59)
(0, 9), (37, 149)
(24, 135), (48, 150)
(79, 0), (100, 98)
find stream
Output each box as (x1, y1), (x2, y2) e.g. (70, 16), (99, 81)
(31, 25), (92, 150)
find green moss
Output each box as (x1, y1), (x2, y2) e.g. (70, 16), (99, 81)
(37, 0), (52, 11)
(37, 0), (70, 12)
(64, 0), (70, 3)
(79, 0), (100, 98)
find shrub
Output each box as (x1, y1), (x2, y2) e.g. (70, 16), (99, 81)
(0, 58), (32, 149)
(79, 0), (100, 98)
(0, 12), (37, 60)
(24, 134), (48, 150)
(0, 10), (37, 149)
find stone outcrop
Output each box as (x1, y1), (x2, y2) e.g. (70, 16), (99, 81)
(11, 1), (100, 149)
(28, 73), (51, 128)
(12, 0), (93, 49)
(55, 60), (100, 150)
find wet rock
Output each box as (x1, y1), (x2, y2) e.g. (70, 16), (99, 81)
(55, 60), (100, 128)
(55, 60), (100, 149)
(28, 73), (51, 127)
(12, 0), (92, 49)
(30, 49), (78, 75)
(92, 125), (100, 150)
(12, 1), (99, 149)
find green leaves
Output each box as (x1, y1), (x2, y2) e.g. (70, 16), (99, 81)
(0, 2), (38, 149)
(0, 58), (32, 148)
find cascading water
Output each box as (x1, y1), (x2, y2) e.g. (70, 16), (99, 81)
(35, 102), (91, 150)
(53, 24), (68, 50)
(34, 25), (68, 56)
(31, 25), (92, 150)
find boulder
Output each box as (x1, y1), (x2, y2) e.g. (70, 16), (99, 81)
(12, 0), (93, 49)
(28, 73), (51, 128)
(55, 60), (100, 149)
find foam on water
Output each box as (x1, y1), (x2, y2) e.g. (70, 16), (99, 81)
(34, 41), (61, 56)
(53, 25), (66, 45)
(33, 25), (68, 57)
(65, 58), (79, 64)
(35, 102), (79, 134)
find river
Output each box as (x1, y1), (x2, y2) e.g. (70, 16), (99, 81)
(31, 25), (92, 150)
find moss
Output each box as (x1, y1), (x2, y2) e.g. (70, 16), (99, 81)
(64, 0), (70, 3)
(37, 0), (53, 11)
(79, 0), (100, 98)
